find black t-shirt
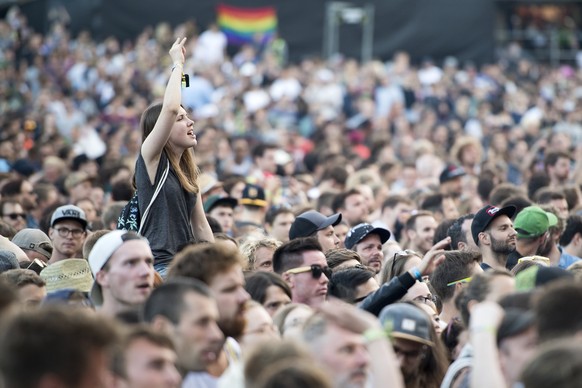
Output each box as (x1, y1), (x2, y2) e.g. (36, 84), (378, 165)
(505, 250), (523, 271)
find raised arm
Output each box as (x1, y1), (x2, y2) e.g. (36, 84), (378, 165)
(141, 37), (187, 180)
(470, 301), (507, 388)
(359, 237), (450, 316)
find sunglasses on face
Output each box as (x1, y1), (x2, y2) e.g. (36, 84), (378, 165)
(413, 294), (436, 305)
(285, 264), (332, 280)
(5, 213), (26, 220)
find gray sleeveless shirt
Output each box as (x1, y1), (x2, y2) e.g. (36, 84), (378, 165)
(135, 152), (195, 266)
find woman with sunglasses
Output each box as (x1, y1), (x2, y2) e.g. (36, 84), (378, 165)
(135, 37), (213, 276)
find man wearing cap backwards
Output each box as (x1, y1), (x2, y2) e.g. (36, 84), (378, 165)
(88, 230), (155, 317)
(345, 223), (391, 273)
(288, 210), (342, 252)
(203, 195), (238, 236)
(471, 205), (517, 271)
(11, 228), (53, 263)
(506, 206), (557, 270)
(48, 204), (88, 264)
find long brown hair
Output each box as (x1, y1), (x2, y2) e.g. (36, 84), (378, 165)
(140, 102), (199, 193)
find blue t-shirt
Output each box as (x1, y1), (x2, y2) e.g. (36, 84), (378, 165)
(559, 246), (581, 269)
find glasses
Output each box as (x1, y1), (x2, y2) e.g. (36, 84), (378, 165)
(4, 213), (26, 220)
(447, 276), (472, 287)
(413, 294), (436, 305)
(391, 249), (418, 277)
(55, 227), (85, 238)
(285, 264), (332, 280)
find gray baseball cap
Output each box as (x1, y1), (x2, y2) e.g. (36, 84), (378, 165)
(379, 303), (434, 346)
(50, 205), (88, 230)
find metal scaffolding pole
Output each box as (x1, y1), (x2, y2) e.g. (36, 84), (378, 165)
(323, 1), (375, 63)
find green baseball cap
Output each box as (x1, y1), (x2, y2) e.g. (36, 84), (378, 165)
(514, 206), (558, 238)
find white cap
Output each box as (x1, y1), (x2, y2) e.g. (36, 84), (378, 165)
(88, 230), (148, 305)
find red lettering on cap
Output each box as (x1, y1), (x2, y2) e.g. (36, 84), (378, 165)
(487, 207), (500, 216)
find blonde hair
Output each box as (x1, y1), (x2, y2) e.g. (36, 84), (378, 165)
(239, 237), (282, 271)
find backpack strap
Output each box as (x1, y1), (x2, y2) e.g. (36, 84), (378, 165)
(138, 160), (170, 235)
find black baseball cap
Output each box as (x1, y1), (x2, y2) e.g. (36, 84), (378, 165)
(289, 210), (342, 240)
(471, 205), (517, 245)
(240, 184), (267, 207)
(344, 223), (391, 250)
(203, 195), (238, 213)
(439, 164), (466, 184)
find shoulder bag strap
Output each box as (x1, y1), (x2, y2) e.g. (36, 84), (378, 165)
(138, 160), (170, 234)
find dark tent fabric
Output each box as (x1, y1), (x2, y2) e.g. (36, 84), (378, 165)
(18, 0), (495, 64)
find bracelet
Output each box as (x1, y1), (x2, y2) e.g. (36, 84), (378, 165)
(171, 63), (183, 72)
(362, 328), (386, 344)
(410, 267), (422, 281)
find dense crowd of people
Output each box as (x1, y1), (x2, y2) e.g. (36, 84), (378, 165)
(1, 4), (582, 388)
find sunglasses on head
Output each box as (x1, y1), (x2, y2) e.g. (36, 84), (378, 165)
(391, 249), (418, 277)
(447, 276), (472, 287)
(285, 264), (332, 280)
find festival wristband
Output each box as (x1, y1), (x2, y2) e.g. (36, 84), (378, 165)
(363, 328), (387, 344)
(410, 266), (422, 281)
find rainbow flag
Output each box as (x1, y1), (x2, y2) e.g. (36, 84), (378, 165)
(217, 4), (277, 46)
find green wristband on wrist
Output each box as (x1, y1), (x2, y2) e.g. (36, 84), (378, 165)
(363, 328), (386, 344)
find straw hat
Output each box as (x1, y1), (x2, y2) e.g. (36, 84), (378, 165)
(40, 259), (94, 293)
